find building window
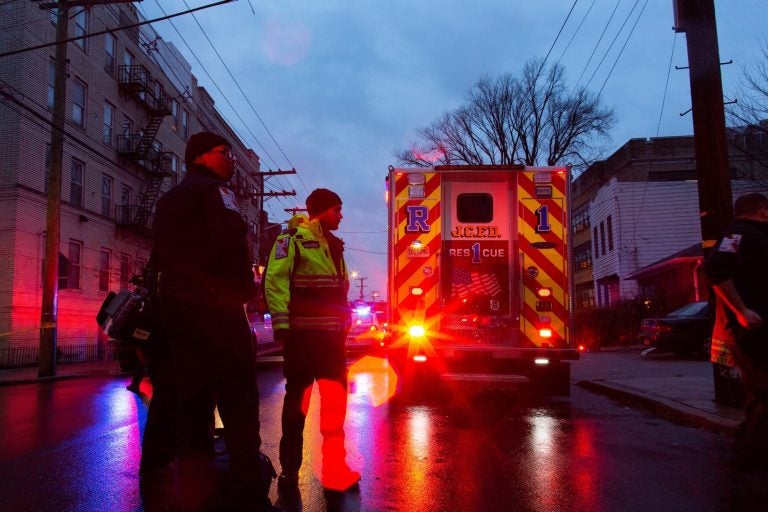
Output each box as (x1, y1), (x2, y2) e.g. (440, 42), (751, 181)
(104, 33), (116, 74)
(171, 99), (179, 131)
(593, 227), (599, 259)
(74, 8), (88, 50)
(99, 249), (110, 291)
(70, 159), (84, 207)
(123, 49), (134, 68)
(68, 240), (82, 289)
(572, 202), (590, 232)
(170, 154), (179, 185)
(181, 162), (187, 181)
(72, 79), (86, 127)
(181, 109), (189, 140)
(119, 184), (132, 224)
(136, 258), (147, 277)
(599, 221), (606, 256)
(574, 241), (592, 272)
(47, 58), (55, 109)
(120, 253), (131, 289)
(122, 117), (133, 137)
(103, 102), (114, 145)
(101, 174), (113, 217)
(607, 215), (614, 251)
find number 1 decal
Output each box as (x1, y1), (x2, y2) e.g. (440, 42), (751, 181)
(471, 242), (481, 263)
(535, 205), (551, 233)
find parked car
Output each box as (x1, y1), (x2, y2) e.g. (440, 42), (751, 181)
(638, 300), (713, 357)
(346, 304), (389, 354)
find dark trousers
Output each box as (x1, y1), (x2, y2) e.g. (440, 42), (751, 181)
(141, 335), (176, 475)
(280, 330), (348, 476)
(731, 328), (768, 463)
(154, 299), (267, 511)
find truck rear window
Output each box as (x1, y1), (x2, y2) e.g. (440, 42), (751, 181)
(457, 193), (493, 223)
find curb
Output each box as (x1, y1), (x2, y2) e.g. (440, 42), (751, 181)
(577, 379), (741, 435)
(0, 369), (126, 387)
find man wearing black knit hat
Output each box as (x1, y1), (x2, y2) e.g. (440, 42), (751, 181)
(145, 131), (276, 511)
(265, 188), (360, 509)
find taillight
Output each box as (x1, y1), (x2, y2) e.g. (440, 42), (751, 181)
(539, 327), (553, 338)
(408, 325), (426, 338)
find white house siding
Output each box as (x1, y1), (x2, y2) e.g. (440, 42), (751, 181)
(590, 178), (702, 305)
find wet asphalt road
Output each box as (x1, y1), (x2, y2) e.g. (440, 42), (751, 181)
(1, 355), (767, 512)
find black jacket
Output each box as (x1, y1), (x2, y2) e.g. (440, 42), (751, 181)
(704, 218), (768, 346)
(152, 164), (257, 310)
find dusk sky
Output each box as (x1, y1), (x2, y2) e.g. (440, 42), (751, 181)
(138, 0), (766, 300)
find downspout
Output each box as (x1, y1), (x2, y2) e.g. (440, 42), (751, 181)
(692, 258), (702, 301)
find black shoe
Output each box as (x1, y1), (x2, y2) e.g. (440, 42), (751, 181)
(126, 384), (141, 393)
(276, 474), (301, 512)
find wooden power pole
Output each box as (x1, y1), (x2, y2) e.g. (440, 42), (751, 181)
(674, 0), (733, 251)
(37, 0), (137, 377)
(38, 0), (70, 377)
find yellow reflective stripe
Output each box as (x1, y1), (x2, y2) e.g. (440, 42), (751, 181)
(291, 317), (342, 330)
(293, 274), (340, 282)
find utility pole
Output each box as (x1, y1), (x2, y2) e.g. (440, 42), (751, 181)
(38, 0), (70, 377)
(37, 0), (138, 377)
(356, 276), (367, 301)
(675, 0), (738, 407)
(674, 0), (733, 250)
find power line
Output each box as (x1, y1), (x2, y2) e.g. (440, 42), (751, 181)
(0, 0), (235, 59)
(656, 32), (678, 137)
(179, 0), (311, 199)
(597, 0), (649, 96)
(555, 0), (597, 68)
(140, 2), (299, 213)
(539, 0), (579, 75)
(583, 0), (641, 91)
(181, 0), (296, 173)
(143, 1), (303, 210)
(571, 0), (622, 93)
(140, 1), (282, 169)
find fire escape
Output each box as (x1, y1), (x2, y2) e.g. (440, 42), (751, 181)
(115, 64), (172, 234)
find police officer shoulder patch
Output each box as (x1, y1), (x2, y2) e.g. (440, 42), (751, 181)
(718, 233), (742, 253)
(218, 186), (240, 213)
(274, 237), (290, 259)
(301, 240), (320, 249)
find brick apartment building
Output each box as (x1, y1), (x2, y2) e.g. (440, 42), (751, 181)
(572, 132), (768, 313)
(0, 2), (266, 364)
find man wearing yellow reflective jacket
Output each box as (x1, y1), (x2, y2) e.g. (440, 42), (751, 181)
(264, 188), (359, 507)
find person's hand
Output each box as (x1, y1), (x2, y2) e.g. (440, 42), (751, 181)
(273, 329), (289, 342)
(737, 309), (763, 330)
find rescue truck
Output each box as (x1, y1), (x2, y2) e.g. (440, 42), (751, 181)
(385, 165), (579, 395)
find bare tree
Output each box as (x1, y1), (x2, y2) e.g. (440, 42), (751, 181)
(395, 58), (615, 169)
(727, 39), (768, 128)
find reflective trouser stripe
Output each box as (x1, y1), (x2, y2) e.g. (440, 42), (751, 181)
(291, 317), (342, 330)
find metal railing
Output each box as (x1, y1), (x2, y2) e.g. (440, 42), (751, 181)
(0, 344), (114, 369)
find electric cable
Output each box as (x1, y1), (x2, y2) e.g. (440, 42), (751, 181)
(179, 0), (308, 197)
(583, 0), (640, 91)
(139, 1), (299, 212)
(555, 0), (597, 68)
(656, 32), (678, 137)
(597, 0), (649, 97)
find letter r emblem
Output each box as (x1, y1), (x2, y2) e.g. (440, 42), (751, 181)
(406, 205), (430, 232)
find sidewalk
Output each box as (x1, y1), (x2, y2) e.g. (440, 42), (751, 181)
(0, 347), (745, 434)
(574, 346), (744, 435)
(0, 359), (126, 387)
